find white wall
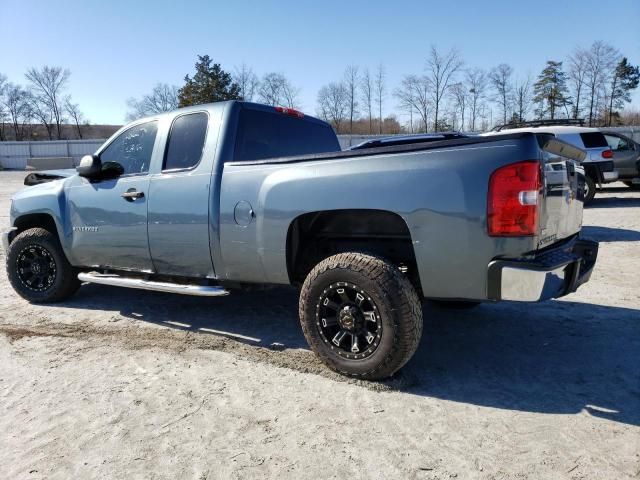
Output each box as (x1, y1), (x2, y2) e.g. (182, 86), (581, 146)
(1, 128), (639, 170)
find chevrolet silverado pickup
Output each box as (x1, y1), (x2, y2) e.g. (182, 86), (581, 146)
(2, 101), (598, 379)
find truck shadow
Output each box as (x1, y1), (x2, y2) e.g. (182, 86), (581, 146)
(69, 284), (640, 427)
(581, 225), (640, 242)
(409, 300), (640, 427)
(588, 195), (640, 208)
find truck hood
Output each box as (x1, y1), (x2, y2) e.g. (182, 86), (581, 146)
(23, 169), (77, 186)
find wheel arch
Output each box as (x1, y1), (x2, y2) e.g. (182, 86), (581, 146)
(285, 208), (421, 293)
(11, 213), (61, 245)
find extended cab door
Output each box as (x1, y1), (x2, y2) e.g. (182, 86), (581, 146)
(147, 110), (218, 277)
(65, 121), (159, 271)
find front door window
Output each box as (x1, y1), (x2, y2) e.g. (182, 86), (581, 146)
(100, 121), (158, 175)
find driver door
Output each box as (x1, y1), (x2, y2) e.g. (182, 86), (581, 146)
(66, 120), (159, 272)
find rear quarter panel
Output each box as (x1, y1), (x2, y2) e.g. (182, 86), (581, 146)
(219, 137), (540, 300)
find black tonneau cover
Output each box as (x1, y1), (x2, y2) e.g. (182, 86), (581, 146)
(226, 132), (578, 167)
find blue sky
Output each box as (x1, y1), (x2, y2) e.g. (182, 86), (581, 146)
(2, 0), (639, 124)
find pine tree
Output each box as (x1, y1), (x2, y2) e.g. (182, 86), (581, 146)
(533, 61), (570, 120)
(178, 55), (241, 107)
(608, 57), (640, 126)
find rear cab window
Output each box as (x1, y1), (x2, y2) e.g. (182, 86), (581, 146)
(163, 112), (208, 171)
(233, 108), (340, 162)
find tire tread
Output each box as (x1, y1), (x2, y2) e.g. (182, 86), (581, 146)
(299, 252), (422, 380)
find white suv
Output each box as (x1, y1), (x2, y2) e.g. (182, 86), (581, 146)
(483, 125), (616, 203)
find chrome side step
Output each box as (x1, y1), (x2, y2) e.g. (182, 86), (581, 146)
(77, 272), (230, 297)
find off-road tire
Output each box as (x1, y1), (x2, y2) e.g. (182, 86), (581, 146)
(6, 228), (81, 303)
(299, 252), (423, 380)
(584, 176), (597, 203)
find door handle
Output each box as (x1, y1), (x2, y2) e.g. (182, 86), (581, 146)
(121, 189), (145, 201)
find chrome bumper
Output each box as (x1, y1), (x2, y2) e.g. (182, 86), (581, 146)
(487, 238), (598, 302)
(1, 228), (16, 254)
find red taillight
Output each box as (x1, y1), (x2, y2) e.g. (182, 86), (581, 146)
(601, 149), (613, 159)
(487, 161), (541, 237)
(275, 106), (304, 118)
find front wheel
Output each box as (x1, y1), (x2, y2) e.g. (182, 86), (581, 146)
(299, 252), (423, 380)
(6, 228), (81, 303)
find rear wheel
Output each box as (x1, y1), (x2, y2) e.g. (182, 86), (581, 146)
(6, 228), (80, 303)
(299, 252), (423, 380)
(584, 176), (596, 203)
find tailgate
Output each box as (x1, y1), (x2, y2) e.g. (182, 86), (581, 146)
(537, 137), (586, 249)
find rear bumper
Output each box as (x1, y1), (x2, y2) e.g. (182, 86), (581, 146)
(487, 237), (598, 302)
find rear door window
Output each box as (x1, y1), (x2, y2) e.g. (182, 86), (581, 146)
(233, 109), (340, 161)
(163, 112), (208, 171)
(579, 132), (608, 148)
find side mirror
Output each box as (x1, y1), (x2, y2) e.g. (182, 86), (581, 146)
(100, 161), (125, 179)
(76, 154), (101, 178)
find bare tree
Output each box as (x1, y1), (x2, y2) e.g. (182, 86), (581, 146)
(126, 83), (179, 121)
(466, 68), (487, 131)
(65, 97), (85, 139)
(513, 75), (532, 123)
(29, 95), (54, 139)
(258, 72), (300, 108)
(281, 79), (300, 110)
(489, 63), (514, 126)
(25, 66), (70, 139)
(343, 65), (359, 134)
(450, 82), (467, 131)
(393, 75), (422, 133)
(4, 83), (32, 140)
(395, 77), (415, 133)
(317, 82), (348, 132)
(394, 75), (430, 132)
(426, 46), (463, 132)
(360, 68), (374, 133)
(584, 41), (618, 126)
(374, 64), (386, 134)
(568, 47), (589, 119)
(233, 64), (259, 101)
(0, 74), (7, 140)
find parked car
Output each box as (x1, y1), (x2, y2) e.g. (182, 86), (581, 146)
(483, 122), (616, 203)
(2, 101), (599, 379)
(603, 131), (640, 189)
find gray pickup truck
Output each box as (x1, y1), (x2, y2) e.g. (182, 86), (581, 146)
(3, 101), (598, 379)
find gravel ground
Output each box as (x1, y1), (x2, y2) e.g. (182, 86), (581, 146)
(0, 170), (638, 479)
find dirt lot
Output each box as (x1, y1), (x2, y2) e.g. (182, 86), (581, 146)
(0, 170), (638, 479)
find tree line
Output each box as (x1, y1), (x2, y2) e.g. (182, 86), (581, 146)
(128, 42), (640, 134)
(1, 40), (638, 141)
(126, 55), (301, 121)
(0, 68), (86, 141)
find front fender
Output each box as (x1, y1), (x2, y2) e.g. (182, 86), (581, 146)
(10, 179), (70, 253)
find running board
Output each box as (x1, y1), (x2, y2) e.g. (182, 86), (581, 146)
(77, 272), (230, 297)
